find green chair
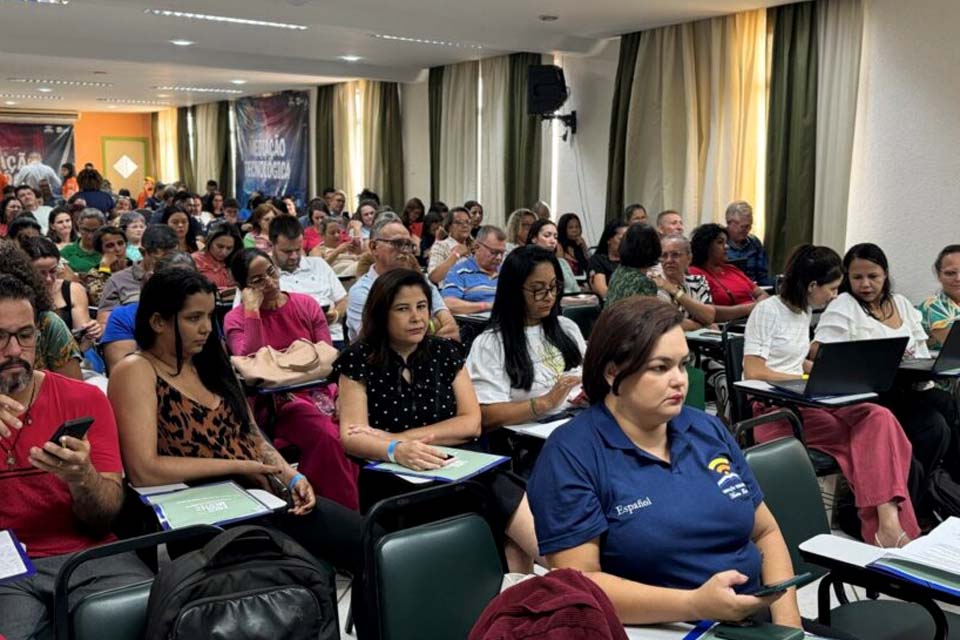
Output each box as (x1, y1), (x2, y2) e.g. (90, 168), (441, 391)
(742, 414), (960, 640)
(54, 525), (220, 640)
(561, 302), (601, 340)
(685, 365), (706, 410)
(362, 482), (506, 640)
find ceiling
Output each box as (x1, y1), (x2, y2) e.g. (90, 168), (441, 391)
(0, 0), (789, 113)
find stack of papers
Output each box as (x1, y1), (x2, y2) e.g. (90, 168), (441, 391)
(0, 529), (35, 584)
(141, 481), (282, 530)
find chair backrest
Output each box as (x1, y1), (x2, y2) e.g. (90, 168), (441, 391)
(685, 366), (706, 410)
(375, 514), (503, 640)
(562, 303), (601, 340)
(744, 437), (830, 582)
(722, 332), (751, 423)
(72, 581), (153, 640)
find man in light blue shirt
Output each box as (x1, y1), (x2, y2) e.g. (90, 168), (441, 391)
(441, 225), (505, 315)
(346, 218), (458, 342)
(13, 152), (61, 195)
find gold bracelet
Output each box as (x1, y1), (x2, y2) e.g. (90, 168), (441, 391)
(529, 397), (540, 417)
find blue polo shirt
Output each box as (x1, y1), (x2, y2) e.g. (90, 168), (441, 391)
(527, 403), (764, 593)
(101, 303), (138, 345)
(441, 256), (499, 304)
(726, 235), (772, 286)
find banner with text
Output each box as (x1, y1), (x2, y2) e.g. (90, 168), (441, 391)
(234, 90), (309, 209)
(0, 123), (74, 181)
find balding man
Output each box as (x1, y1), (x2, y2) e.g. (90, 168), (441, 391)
(724, 201), (772, 286)
(442, 225), (506, 315)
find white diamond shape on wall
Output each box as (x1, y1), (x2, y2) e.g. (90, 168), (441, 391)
(113, 155), (138, 179)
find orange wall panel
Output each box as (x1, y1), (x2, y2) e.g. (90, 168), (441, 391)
(73, 111), (153, 174)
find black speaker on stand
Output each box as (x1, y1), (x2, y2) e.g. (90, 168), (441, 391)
(527, 64), (577, 139)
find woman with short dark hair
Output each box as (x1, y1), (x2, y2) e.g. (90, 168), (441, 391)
(75, 168), (115, 215)
(689, 223), (767, 308)
(603, 223), (661, 307)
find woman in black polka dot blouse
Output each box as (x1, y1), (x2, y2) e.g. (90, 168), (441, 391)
(334, 268), (538, 571)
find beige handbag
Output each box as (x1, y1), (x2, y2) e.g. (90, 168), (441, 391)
(231, 339), (338, 389)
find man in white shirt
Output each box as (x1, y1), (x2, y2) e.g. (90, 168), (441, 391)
(268, 215), (348, 343)
(15, 184), (51, 233)
(13, 152), (61, 195)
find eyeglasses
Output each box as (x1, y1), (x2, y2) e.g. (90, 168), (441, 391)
(0, 327), (39, 350)
(523, 282), (562, 301)
(477, 242), (505, 258)
(78, 226), (100, 235)
(451, 218), (471, 227)
(381, 238), (416, 253)
(247, 265), (279, 287)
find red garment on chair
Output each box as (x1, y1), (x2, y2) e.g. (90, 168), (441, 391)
(469, 569), (628, 640)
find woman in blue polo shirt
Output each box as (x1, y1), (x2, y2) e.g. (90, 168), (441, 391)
(528, 297), (849, 637)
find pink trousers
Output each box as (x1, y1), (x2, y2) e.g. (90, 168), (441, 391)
(753, 401), (920, 544)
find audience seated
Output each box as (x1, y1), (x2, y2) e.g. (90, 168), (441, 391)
(222, 197), (241, 226)
(656, 209), (684, 236)
(268, 216), (348, 344)
(526, 297), (848, 638)
(525, 219), (579, 294)
(301, 198), (330, 253)
(224, 248), (359, 510)
(604, 223), (661, 307)
(1, 195), (25, 236)
(0, 274), (152, 639)
(724, 201), (773, 286)
(689, 223), (769, 310)
(46, 206), (76, 250)
(74, 168), (114, 215)
(7, 216), (41, 248)
(326, 188), (348, 221)
(0, 243), (82, 380)
(504, 208), (536, 256)
(80, 226), (130, 306)
(354, 199), (377, 240)
(556, 213), (589, 276)
(441, 225), (505, 315)
(814, 243), (959, 491)
(161, 205), (199, 253)
(623, 203), (648, 225)
(467, 247), (586, 429)
(59, 208), (104, 273)
(587, 220), (626, 299)
(118, 211), (147, 262)
(106, 269), (364, 603)
(335, 268), (538, 570)
(652, 233), (716, 329)
(532, 200), (551, 221)
(347, 217), (458, 342)
(400, 197), (425, 240)
(465, 199), (484, 238)
(99, 252), (195, 373)
(427, 206), (474, 285)
(919, 244), (960, 348)
(310, 217), (361, 278)
(743, 244), (919, 547)
(15, 185), (51, 233)
(191, 220), (242, 290)
(96, 225), (179, 326)
(243, 203), (278, 251)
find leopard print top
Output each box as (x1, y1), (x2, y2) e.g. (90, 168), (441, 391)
(154, 374), (261, 462)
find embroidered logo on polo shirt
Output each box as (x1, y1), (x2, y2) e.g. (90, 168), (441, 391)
(614, 497), (653, 517)
(708, 456), (750, 500)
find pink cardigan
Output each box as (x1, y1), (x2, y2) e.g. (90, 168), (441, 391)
(224, 292), (332, 356)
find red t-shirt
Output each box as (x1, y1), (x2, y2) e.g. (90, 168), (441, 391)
(0, 373), (122, 558)
(689, 264), (757, 306)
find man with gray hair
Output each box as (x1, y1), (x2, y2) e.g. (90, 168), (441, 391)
(724, 200), (772, 286)
(442, 225), (506, 315)
(13, 151), (61, 194)
(346, 217), (458, 342)
(60, 208), (106, 273)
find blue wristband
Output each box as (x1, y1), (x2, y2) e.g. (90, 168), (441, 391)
(287, 472), (306, 493)
(386, 440), (399, 463)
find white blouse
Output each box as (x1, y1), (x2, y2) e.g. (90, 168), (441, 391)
(815, 292), (930, 359)
(467, 316), (587, 405)
(743, 296), (811, 376)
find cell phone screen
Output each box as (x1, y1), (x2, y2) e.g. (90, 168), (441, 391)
(49, 417), (94, 445)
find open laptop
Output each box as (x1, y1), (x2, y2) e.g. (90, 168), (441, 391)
(900, 323), (960, 374)
(770, 336), (908, 397)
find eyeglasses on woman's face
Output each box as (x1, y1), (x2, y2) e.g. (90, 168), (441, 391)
(247, 265), (279, 288)
(523, 281), (562, 301)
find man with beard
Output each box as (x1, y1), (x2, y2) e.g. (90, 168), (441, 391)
(0, 274), (150, 639)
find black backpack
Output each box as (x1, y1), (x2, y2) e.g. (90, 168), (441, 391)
(145, 525), (339, 640)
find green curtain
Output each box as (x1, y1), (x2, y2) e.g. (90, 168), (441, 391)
(315, 85), (336, 197)
(428, 66), (444, 204)
(765, 1), (818, 272)
(176, 106), (196, 191)
(504, 52), (543, 214)
(216, 101), (231, 198)
(604, 32), (642, 223)
(378, 82), (405, 211)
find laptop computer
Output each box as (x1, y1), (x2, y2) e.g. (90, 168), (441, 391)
(770, 336), (908, 398)
(900, 323), (960, 374)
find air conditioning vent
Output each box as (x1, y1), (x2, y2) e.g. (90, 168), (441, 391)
(0, 109), (79, 124)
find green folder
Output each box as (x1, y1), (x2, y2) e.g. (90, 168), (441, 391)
(142, 481), (274, 530)
(366, 446), (508, 483)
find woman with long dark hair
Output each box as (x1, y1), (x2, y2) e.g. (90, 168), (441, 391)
(401, 197), (426, 239)
(467, 246), (586, 429)
(556, 212), (589, 276)
(46, 206), (76, 249)
(336, 268), (538, 570)
(192, 220), (242, 290)
(587, 219), (626, 298)
(813, 242), (958, 494)
(107, 268), (364, 585)
(525, 218), (579, 294)
(60, 162), (78, 199)
(743, 244), (919, 547)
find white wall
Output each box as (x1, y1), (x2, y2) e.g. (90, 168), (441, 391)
(846, 0), (960, 303)
(550, 40), (620, 245)
(400, 80), (431, 203)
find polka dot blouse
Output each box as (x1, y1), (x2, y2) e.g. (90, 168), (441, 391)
(333, 337), (465, 433)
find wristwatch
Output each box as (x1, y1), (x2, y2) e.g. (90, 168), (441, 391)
(672, 289), (685, 303)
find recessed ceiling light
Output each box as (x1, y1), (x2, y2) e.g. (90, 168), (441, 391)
(8, 77), (113, 87)
(97, 98), (172, 105)
(371, 33), (483, 49)
(338, 55), (364, 62)
(230, 79), (247, 85)
(37, 87), (53, 93)
(106, 105), (117, 109)
(154, 85), (243, 95)
(3, 101), (16, 106)
(147, 9), (307, 30)
(156, 93), (171, 98)
(0, 93), (63, 100)
(16, 0), (69, 5)
(169, 39), (194, 47)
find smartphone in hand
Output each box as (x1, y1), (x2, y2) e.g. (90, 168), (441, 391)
(748, 572), (812, 597)
(49, 416), (94, 445)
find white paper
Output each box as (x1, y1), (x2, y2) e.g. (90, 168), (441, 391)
(0, 530), (31, 582)
(624, 623), (696, 640)
(799, 533), (885, 569)
(130, 482), (190, 496)
(506, 418), (570, 440)
(885, 516), (960, 575)
(248, 489), (289, 511)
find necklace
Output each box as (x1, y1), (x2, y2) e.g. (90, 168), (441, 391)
(1, 377), (39, 470)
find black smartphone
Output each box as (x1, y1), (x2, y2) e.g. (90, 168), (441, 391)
(748, 572), (812, 597)
(713, 623), (804, 640)
(71, 326), (88, 341)
(267, 474), (294, 509)
(49, 416), (94, 445)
